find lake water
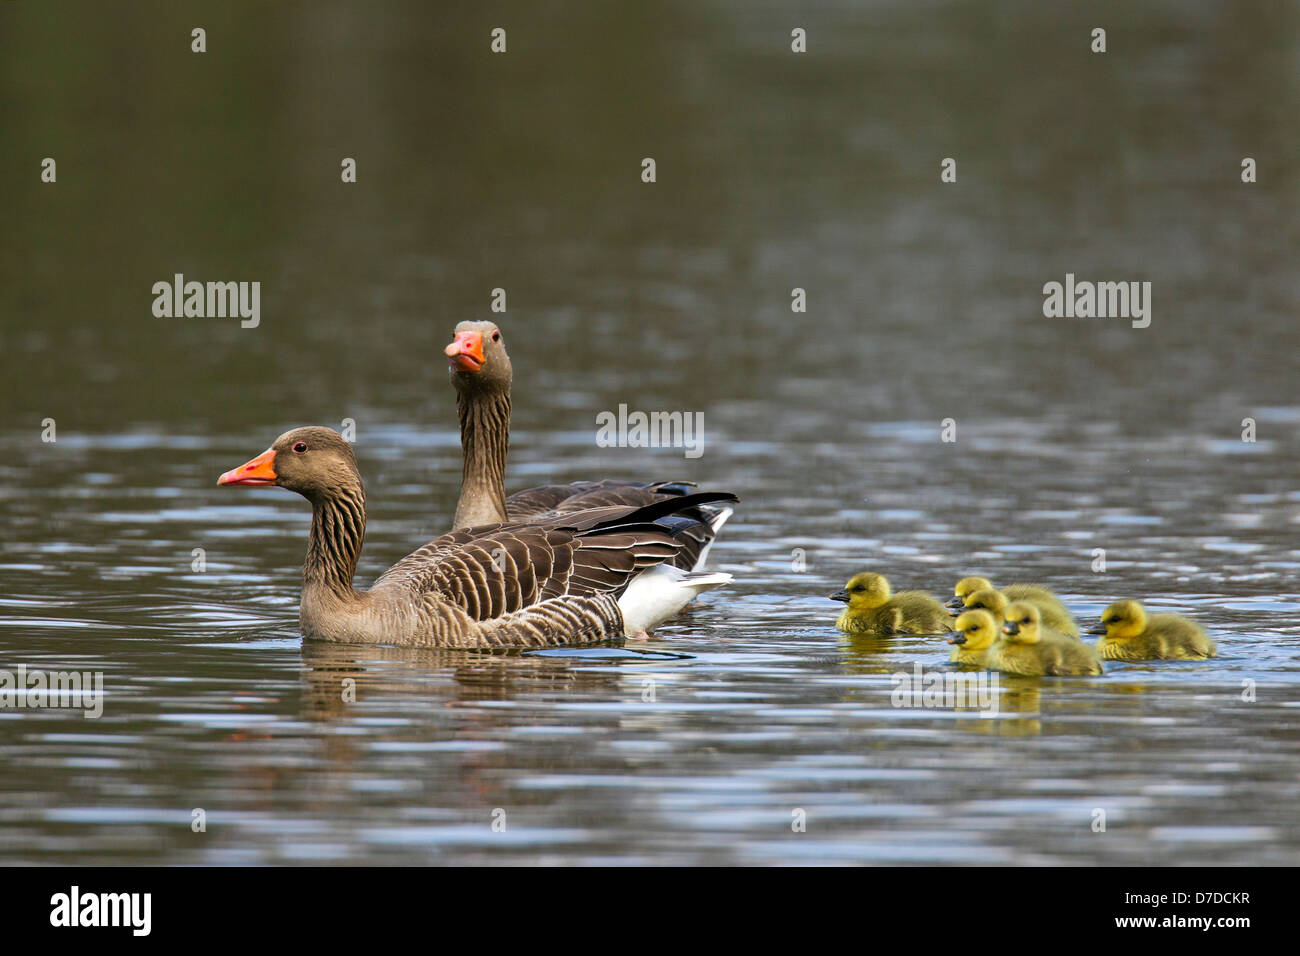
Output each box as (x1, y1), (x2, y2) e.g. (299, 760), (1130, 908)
(1, 0), (1297, 864)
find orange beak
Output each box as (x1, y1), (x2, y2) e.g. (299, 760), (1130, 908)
(445, 331), (485, 372)
(218, 448), (278, 486)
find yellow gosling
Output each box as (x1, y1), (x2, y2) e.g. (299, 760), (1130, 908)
(947, 576), (1070, 616)
(987, 602), (1103, 677)
(1088, 600), (1216, 661)
(948, 576), (996, 609)
(948, 609), (999, 668)
(955, 586), (1081, 639)
(831, 572), (953, 637)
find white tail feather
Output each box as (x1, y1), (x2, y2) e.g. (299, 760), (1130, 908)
(690, 506), (734, 571)
(618, 564), (733, 637)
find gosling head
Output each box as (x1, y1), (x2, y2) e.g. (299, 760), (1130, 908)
(961, 587), (1009, 621)
(829, 572), (892, 611)
(446, 320), (513, 395)
(947, 576), (994, 610)
(1000, 602), (1042, 645)
(950, 609), (999, 651)
(1087, 600), (1148, 640)
(218, 426), (362, 504)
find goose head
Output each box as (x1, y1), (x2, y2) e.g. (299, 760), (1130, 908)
(829, 572), (891, 611)
(218, 426), (361, 503)
(445, 320), (512, 393)
(1088, 600), (1147, 640)
(1000, 602), (1042, 645)
(950, 609), (998, 651)
(946, 575), (993, 610)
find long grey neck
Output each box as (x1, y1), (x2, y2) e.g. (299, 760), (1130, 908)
(453, 386), (510, 528)
(304, 484), (366, 598)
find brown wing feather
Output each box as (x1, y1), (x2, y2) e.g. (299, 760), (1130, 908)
(376, 493), (735, 624)
(377, 520), (684, 621)
(506, 480), (695, 519)
(502, 487), (733, 571)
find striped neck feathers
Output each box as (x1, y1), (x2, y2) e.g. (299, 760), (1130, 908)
(304, 481), (367, 597)
(454, 385), (510, 528)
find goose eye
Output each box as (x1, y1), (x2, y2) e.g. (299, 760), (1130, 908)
(292, 442), (308, 453)
(491, 331), (501, 342)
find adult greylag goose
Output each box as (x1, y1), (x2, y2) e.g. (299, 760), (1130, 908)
(444, 320), (734, 569)
(218, 426), (737, 647)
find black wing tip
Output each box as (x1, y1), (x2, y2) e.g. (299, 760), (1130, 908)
(588, 491), (738, 530)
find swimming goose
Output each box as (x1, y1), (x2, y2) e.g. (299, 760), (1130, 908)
(987, 602), (1103, 677)
(445, 321), (733, 567)
(218, 427), (736, 647)
(830, 572), (953, 636)
(951, 586), (1080, 638)
(948, 609), (999, 667)
(1088, 600), (1216, 661)
(947, 576), (1071, 620)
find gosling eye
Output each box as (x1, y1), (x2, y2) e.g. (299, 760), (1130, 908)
(292, 442), (308, 453)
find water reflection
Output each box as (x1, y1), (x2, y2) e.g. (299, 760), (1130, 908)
(300, 642), (638, 718)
